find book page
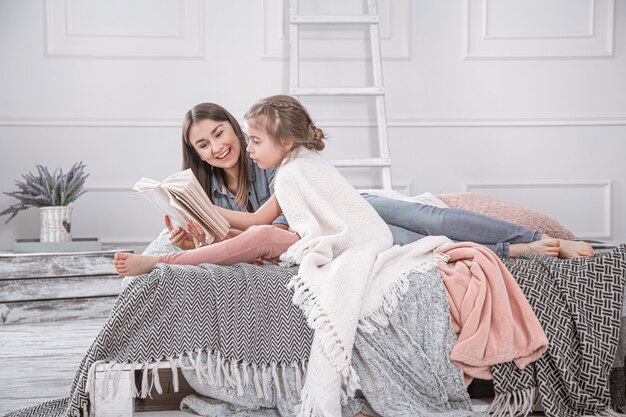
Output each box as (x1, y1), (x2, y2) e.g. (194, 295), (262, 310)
(135, 188), (188, 229)
(134, 169), (230, 240)
(168, 190), (211, 228)
(168, 189), (228, 236)
(161, 170), (229, 235)
(166, 192), (213, 238)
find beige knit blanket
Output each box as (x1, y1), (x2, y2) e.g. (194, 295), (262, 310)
(275, 148), (450, 417)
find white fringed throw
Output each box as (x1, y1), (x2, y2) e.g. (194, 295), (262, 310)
(275, 148), (450, 417)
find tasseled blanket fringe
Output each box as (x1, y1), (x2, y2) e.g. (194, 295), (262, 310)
(599, 408), (626, 416)
(488, 387), (626, 417)
(487, 387), (539, 417)
(85, 350), (308, 402)
(358, 259), (444, 334)
(296, 387), (323, 417)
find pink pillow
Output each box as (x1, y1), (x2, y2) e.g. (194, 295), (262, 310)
(437, 192), (576, 240)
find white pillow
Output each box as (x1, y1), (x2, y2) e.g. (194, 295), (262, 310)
(358, 189), (449, 208)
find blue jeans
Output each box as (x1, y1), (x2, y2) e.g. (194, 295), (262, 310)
(362, 194), (542, 258)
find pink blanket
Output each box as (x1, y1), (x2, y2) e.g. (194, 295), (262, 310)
(437, 242), (548, 384)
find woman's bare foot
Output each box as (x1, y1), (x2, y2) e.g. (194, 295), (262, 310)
(509, 239), (560, 258)
(353, 413), (370, 417)
(558, 239), (593, 259)
(114, 252), (160, 276)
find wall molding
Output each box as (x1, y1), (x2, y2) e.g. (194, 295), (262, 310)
(3, 114), (626, 128)
(64, 1), (185, 38)
(0, 117), (183, 127)
(45, 0), (204, 59)
(463, 0), (614, 59)
(483, 0), (595, 40)
(462, 179), (612, 239)
(383, 114), (626, 127)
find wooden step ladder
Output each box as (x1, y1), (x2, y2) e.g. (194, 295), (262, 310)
(288, 0), (393, 190)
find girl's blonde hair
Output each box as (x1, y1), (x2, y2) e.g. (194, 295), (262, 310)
(244, 95), (326, 153)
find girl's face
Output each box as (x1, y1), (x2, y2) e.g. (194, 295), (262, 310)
(188, 119), (241, 169)
(244, 124), (292, 170)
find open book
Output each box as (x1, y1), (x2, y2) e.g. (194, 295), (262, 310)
(132, 169), (230, 242)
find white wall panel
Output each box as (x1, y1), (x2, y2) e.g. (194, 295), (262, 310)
(484, 0), (593, 38)
(45, 0), (205, 58)
(464, 0), (614, 59)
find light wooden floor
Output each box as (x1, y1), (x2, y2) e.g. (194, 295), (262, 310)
(0, 317), (107, 415)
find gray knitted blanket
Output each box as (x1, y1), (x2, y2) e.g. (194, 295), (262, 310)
(490, 245), (626, 417)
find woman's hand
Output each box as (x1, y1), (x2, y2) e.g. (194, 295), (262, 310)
(164, 215), (207, 250)
(185, 220), (208, 246)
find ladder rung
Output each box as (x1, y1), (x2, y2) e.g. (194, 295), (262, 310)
(290, 15), (379, 24)
(291, 87), (384, 96)
(331, 158), (391, 168)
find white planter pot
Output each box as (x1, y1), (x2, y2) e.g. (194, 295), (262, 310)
(40, 206), (73, 243)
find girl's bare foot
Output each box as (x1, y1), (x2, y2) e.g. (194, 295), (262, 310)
(558, 239), (593, 259)
(509, 239), (560, 258)
(114, 252), (159, 276)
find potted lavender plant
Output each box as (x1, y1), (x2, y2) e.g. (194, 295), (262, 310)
(1, 162), (89, 242)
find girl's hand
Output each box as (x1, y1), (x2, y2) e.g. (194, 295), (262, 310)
(223, 228), (243, 240)
(165, 215), (201, 250)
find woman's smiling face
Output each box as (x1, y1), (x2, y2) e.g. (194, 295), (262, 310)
(188, 119), (241, 169)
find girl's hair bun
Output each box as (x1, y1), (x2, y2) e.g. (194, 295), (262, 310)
(308, 126), (326, 151)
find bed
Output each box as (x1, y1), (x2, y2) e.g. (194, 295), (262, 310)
(5, 197), (626, 417)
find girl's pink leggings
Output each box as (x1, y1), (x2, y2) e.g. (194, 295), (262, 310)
(158, 225), (300, 266)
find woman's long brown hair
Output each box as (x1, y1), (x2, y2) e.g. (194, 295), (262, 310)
(181, 103), (249, 208)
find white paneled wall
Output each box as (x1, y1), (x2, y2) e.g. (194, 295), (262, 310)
(465, 0), (615, 58)
(0, 0), (624, 252)
(45, 0), (205, 58)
